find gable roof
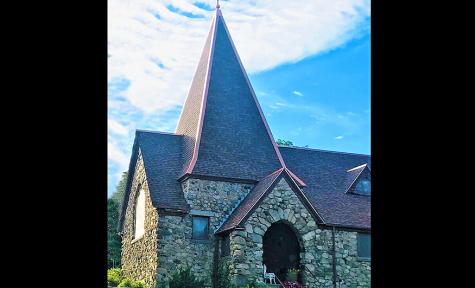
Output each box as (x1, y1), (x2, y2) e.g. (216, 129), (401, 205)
(279, 146), (371, 230)
(215, 168), (324, 235)
(175, 7), (285, 181)
(117, 6), (371, 233)
(345, 163), (370, 194)
(118, 130), (190, 233)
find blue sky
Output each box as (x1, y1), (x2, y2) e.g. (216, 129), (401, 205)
(108, 0), (371, 198)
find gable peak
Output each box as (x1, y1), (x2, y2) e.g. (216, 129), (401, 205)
(347, 163), (367, 172)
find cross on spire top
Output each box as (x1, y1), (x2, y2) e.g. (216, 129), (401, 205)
(216, 0), (220, 9)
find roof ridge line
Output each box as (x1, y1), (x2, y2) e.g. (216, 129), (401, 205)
(278, 145), (370, 157)
(259, 167), (284, 181)
(217, 13), (287, 169)
(136, 129), (177, 136)
(184, 11), (219, 175)
(284, 167), (306, 187)
(347, 163), (367, 172)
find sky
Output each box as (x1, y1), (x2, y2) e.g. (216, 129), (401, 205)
(108, 0), (371, 198)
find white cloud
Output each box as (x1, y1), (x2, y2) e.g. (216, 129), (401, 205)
(276, 102), (287, 106)
(108, 118), (131, 135)
(107, 0), (370, 194)
(334, 135), (344, 139)
(108, 0), (370, 115)
(108, 142), (130, 169)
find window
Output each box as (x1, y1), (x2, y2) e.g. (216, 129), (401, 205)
(134, 188), (145, 240)
(192, 216), (209, 240)
(355, 178), (371, 195)
(221, 234), (230, 257)
(357, 233), (371, 260)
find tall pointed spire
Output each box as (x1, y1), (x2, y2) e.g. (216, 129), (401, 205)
(175, 4), (286, 181)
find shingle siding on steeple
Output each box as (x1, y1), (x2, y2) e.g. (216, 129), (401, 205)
(192, 17), (282, 180)
(175, 18), (216, 176)
(175, 13), (283, 181)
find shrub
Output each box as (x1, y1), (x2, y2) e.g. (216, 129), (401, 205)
(213, 260), (236, 288)
(131, 280), (146, 288)
(118, 278), (134, 287)
(107, 268), (123, 286)
(168, 264), (206, 288)
(246, 278), (269, 288)
(117, 278), (145, 287)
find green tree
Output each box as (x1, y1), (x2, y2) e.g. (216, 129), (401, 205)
(108, 171), (128, 269)
(275, 139), (308, 148)
(111, 171), (128, 213)
(275, 139), (293, 147)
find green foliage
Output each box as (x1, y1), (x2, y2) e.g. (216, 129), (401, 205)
(107, 197), (123, 269)
(245, 278), (269, 288)
(117, 278), (145, 288)
(213, 260), (236, 288)
(276, 139), (293, 147)
(118, 278), (134, 287)
(275, 139), (308, 148)
(107, 268), (123, 287)
(111, 171), (129, 213)
(287, 268), (299, 281)
(107, 268), (145, 288)
(168, 264), (206, 288)
(132, 281), (146, 288)
(108, 170), (128, 269)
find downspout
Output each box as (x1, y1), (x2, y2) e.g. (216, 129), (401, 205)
(332, 226), (337, 288)
(213, 237), (219, 288)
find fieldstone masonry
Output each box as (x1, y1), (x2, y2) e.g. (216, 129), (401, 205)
(121, 173), (370, 288)
(227, 178), (319, 286)
(154, 179), (252, 288)
(121, 151), (159, 288)
(225, 177), (371, 288)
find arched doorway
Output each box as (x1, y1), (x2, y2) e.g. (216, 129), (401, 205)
(262, 221), (301, 282)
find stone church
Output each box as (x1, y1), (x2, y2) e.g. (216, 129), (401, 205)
(117, 4), (370, 288)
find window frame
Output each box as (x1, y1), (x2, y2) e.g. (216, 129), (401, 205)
(192, 215), (210, 241)
(132, 187), (146, 243)
(357, 232), (371, 261)
(355, 177), (371, 196)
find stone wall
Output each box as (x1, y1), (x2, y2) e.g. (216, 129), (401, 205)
(227, 177), (320, 287)
(121, 151), (160, 288)
(223, 177), (371, 288)
(155, 179), (253, 288)
(120, 166), (370, 288)
(334, 230), (371, 288)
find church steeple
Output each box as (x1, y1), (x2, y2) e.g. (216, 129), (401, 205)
(175, 4), (286, 181)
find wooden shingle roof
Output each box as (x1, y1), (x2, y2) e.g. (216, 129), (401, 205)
(118, 7), (371, 233)
(174, 8), (285, 181)
(279, 146), (371, 229)
(118, 130), (190, 233)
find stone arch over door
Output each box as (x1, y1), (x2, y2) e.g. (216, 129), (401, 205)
(229, 178), (321, 286)
(263, 220), (301, 282)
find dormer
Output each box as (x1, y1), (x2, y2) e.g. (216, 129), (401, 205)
(345, 163), (371, 196)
